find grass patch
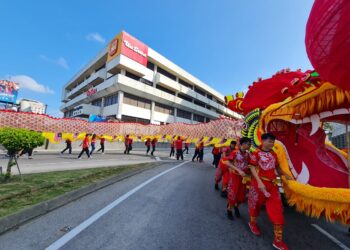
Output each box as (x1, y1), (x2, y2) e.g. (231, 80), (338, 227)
(0, 163), (154, 218)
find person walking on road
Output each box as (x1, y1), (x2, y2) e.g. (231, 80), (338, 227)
(97, 136), (105, 154)
(61, 139), (72, 154)
(124, 135), (130, 154)
(90, 134), (97, 156)
(19, 148), (34, 159)
(145, 138), (151, 154)
(198, 142), (204, 162)
(78, 134), (90, 159)
(183, 142), (189, 154)
(225, 137), (251, 220)
(124, 135), (133, 154)
(248, 133), (291, 250)
(192, 143), (200, 162)
(175, 136), (184, 160)
(151, 138), (157, 156)
(212, 145), (221, 168)
(169, 140), (175, 157)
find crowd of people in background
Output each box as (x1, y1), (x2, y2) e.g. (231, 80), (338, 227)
(59, 134), (212, 163)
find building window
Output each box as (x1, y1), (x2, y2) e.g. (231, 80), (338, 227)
(104, 94), (118, 107)
(177, 109), (191, 120)
(177, 93), (192, 102)
(147, 61), (155, 71)
(157, 66), (176, 81)
(193, 114), (205, 122)
(194, 87), (206, 96)
(216, 109), (224, 115)
(155, 102), (174, 115)
(179, 79), (193, 89)
(207, 94), (213, 100)
(123, 93), (151, 109)
(126, 71), (153, 86)
(91, 99), (102, 107)
(194, 100), (205, 108)
(332, 133), (348, 149)
(95, 64), (105, 72)
(156, 85), (176, 95)
(121, 115), (150, 124)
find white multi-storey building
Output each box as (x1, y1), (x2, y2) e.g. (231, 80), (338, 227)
(61, 31), (240, 124)
(19, 99), (46, 114)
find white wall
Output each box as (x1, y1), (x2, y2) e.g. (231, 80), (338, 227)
(103, 104), (118, 116)
(122, 104), (151, 120)
(153, 111), (175, 123)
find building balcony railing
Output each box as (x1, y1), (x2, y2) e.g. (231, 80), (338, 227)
(64, 69), (106, 100)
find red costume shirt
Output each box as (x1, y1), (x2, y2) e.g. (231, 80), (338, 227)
(146, 140), (151, 146)
(230, 149), (250, 173)
(218, 156), (231, 172)
(249, 149), (279, 180)
(212, 147), (220, 155)
(176, 139), (183, 150)
(82, 137), (89, 149)
(151, 139), (157, 146)
(100, 138), (105, 144)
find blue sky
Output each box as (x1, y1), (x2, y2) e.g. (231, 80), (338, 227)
(0, 0), (314, 117)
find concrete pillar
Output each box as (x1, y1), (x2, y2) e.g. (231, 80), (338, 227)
(121, 69), (126, 75)
(174, 107), (177, 123)
(100, 97), (105, 116)
(116, 91), (124, 120)
(153, 65), (158, 87)
(191, 113), (194, 124)
(150, 101), (155, 124)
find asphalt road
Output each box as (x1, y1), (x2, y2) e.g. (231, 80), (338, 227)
(0, 149), (179, 174)
(0, 159), (349, 250)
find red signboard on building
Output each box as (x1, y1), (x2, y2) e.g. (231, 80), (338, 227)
(107, 31), (148, 67)
(86, 88), (97, 97)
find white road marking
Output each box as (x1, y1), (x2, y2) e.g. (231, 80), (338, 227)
(155, 156), (161, 161)
(45, 161), (189, 250)
(311, 224), (350, 250)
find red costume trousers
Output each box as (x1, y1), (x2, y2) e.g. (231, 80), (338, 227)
(227, 172), (247, 207)
(215, 165), (229, 190)
(248, 179), (285, 225)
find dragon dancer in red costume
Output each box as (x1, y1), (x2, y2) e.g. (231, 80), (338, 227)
(225, 137), (251, 220)
(214, 140), (237, 197)
(248, 133), (292, 250)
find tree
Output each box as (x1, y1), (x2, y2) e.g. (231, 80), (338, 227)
(0, 128), (44, 180)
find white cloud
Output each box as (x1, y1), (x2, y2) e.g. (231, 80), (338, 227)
(40, 55), (69, 69)
(86, 32), (106, 44)
(10, 75), (54, 94)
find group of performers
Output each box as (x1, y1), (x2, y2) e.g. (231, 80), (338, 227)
(214, 133), (291, 250)
(61, 134), (105, 159)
